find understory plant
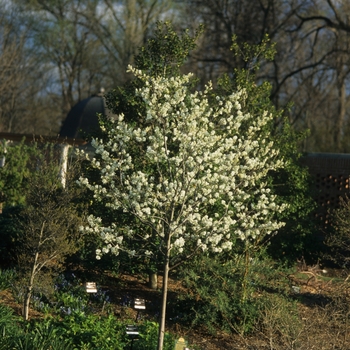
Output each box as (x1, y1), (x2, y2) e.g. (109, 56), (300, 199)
(0, 304), (20, 350)
(0, 306), (174, 350)
(177, 245), (291, 335)
(325, 196), (350, 269)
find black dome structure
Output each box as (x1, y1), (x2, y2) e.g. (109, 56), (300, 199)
(59, 93), (108, 140)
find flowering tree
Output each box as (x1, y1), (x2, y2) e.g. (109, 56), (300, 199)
(79, 63), (286, 349)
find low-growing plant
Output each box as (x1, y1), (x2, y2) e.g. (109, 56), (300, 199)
(0, 304), (20, 349)
(325, 196), (350, 269)
(0, 268), (16, 290)
(177, 246), (291, 336)
(135, 321), (175, 350)
(13, 318), (72, 350)
(56, 291), (88, 316)
(59, 313), (128, 349)
(177, 255), (255, 334)
(256, 293), (302, 350)
(52, 273), (110, 316)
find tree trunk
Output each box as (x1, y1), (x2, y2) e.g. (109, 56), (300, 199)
(335, 75), (346, 151)
(23, 222), (44, 320)
(23, 286), (32, 321)
(148, 271), (158, 290)
(23, 251), (39, 321)
(157, 235), (171, 350)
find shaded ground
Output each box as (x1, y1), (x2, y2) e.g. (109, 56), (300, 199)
(103, 268), (350, 349)
(1, 267), (350, 349)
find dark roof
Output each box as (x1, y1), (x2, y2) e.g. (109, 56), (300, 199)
(59, 95), (105, 139)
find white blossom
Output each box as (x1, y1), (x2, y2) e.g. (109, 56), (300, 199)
(78, 66), (287, 260)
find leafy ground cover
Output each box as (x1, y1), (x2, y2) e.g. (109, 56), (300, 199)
(1, 264), (350, 349)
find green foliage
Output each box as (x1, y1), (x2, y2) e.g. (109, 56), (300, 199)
(0, 300), (173, 350)
(325, 196), (350, 268)
(0, 304), (19, 348)
(0, 140), (36, 207)
(0, 142), (85, 269)
(0, 143), (86, 319)
(230, 33), (276, 72)
(0, 268), (16, 291)
(135, 321), (174, 350)
(56, 315), (175, 350)
(135, 21), (204, 78)
(218, 35), (317, 263)
(13, 319), (72, 350)
(177, 247), (291, 335)
(0, 206), (25, 267)
(14, 146), (83, 266)
(268, 120), (318, 262)
(51, 273), (108, 316)
(57, 313), (126, 350)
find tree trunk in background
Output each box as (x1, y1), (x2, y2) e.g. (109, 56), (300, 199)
(335, 74), (347, 151)
(148, 271), (158, 290)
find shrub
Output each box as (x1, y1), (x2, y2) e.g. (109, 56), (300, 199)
(0, 268), (16, 291)
(177, 248), (291, 335)
(12, 319), (72, 350)
(325, 196), (350, 268)
(0, 304), (20, 349)
(136, 321), (174, 350)
(256, 293), (302, 349)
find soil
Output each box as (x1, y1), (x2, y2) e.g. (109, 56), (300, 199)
(96, 267), (350, 349)
(1, 267), (350, 349)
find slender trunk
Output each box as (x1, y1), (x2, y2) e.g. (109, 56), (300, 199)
(23, 287), (31, 321)
(157, 234), (171, 350)
(148, 271), (158, 290)
(23, 222), (45, 320)
(23, 251), (39, 321)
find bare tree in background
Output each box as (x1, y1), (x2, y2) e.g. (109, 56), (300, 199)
(0, 0), (67, 135)
(6, 0), (176, 134)
(80, 0), (176, 84)
(293, 0), (350, 152)
(182, 0), (350, 152)
(0, 2), (44, 133)
(16, 0), (113, 119)
(5, 0), (350, 151)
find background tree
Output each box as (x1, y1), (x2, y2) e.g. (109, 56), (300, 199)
(0, 1), (51, 134)
(3, 0), (350, 151)
(8, 0), (177, 133)
(292, 0), (350, 152)
(81, 0), (176, 84)
(0, 140), (37, 267)
(14, 0), (112, 120)
(180, 0), (350, 152)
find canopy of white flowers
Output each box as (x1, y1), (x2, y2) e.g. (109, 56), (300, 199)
(78, 66), (286, 260)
